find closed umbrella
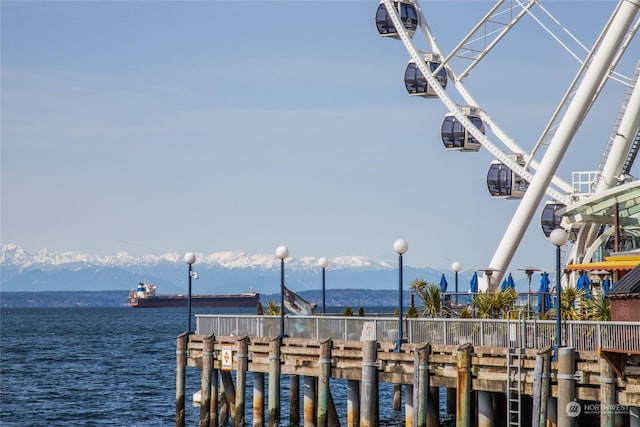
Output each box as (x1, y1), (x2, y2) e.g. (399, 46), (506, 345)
(500, 273), (515, 291)
(577, 271), (592, 299)
(469, 272), (479, 293)
(538, 272), (551, 313)
(439, 274), (448, 293)
(440, 273), (450, 308)
(603, 278), (611, 294)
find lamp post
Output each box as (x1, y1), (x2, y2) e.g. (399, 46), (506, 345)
(318, 257), (329, 314)
(549, 228), (568, 348)
(518, 267), (540, 313)
(276, 246), (289, 338)
(452, 262), (461, 306)
(393, 239), (408, 352)
(184, 252), (196, 334)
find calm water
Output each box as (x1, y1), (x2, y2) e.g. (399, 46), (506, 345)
(0, 307), (435, 426)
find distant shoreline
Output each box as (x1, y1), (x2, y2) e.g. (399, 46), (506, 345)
(1, 289), (404, 309)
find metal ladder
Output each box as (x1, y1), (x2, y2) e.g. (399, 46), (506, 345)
(506, 311), (526, 427)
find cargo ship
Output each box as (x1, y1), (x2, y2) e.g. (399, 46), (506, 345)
(128, 282), (260, 308)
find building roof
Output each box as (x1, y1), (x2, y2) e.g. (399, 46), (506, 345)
(608, 264), (640, 296)
(566, 255), (640, 272)
(561, 180), (640, 227)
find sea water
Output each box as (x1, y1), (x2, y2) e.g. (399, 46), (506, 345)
(1, 307), (450, 426)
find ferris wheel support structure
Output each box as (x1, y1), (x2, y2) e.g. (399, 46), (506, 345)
(572, 66), (640, 265)
(486, 0), (639, 289)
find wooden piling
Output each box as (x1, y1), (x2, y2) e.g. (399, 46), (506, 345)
(557, 347), (576, 427)
(212, 359), (219, 427)
(532, 354), (543, 427)
(268, 337), (281, 427)
(600, 356), (617, 427)
(290, 375), (301, 426)
(360, 340), (378, 427)
(346, 380), (360, 427)
(457, 343), (472, 427)
(253, 372), (265, 427)
(406, 384), (414, 427)
(304, 376), (317, 427)
(538, 346), (552, 427)
(414, 343), (430, 427)
(235, 336), (249, 427)
(200, 334), (214, 427)
(318, 338), (332, 427)
(176, 333), (187, 427)
(221, 371), (236, 417)
(393, 384), (402, 410)
(477, 392), (493, 427)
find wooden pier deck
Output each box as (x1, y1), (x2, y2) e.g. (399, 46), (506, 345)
(176, 316), (640, 427)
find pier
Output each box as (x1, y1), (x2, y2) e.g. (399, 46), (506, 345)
(176, 315), (640, 426)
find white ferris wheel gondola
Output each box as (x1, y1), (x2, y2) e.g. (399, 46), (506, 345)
(404, 53), (447, 98)
(375, 0), (418, 39)
(486, 154), (529, 200)
(440, 107), (484, 152)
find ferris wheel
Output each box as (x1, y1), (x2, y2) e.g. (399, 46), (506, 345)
(374, 0), (640, 289)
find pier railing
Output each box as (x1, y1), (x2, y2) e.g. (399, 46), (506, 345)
(195, 314), (640, 353)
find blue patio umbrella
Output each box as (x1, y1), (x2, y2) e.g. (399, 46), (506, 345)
(439, 274), (449, 293)
(500, 273), (516, 291)
(577, 271), (592, 299)
(538, 272), (551, 313)
(469, 272), (479, 293)
(603, 278), (611, 294)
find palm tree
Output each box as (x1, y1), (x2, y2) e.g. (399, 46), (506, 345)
(579, 293), (611, 321)
(265, 299), (281, 315)
(472, 288), (518, 319)
(546, 287), (586, 320)
(410, 278), (444, 317)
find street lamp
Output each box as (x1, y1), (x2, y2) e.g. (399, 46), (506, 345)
(518, 267), (540, 313)
(184, 252), (196, 334)
(393, 239), (408, 352)
(452, 262), (461, 306)
(275, 246), (289, 338)
(318, 257), (329, 314)
(549, 228), (569, 348)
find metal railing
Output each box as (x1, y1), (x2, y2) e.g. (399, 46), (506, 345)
(195, 315), (640, 353)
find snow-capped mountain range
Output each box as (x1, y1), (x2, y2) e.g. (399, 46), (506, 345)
(1, 243), (449, 294)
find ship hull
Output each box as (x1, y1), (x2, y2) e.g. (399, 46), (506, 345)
(128, 294), (260, 308)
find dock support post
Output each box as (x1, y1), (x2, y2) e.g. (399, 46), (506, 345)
(221, 370), (236, 421)
(457, 343), (472, 427)
(557, 347), (576, 427)
(539, 347), (552, 427)
(212, 353), (219, 427)
(200, 334), (214, 427)
(176, 333), (187, 427)
(304, 376), (317, 427)
(268, 337), (281, 427)
(477, 392), (493, 427)
(347, 380), (360, 427)
(447, 388), (456, 419)
(630, 406), (640, 427)
(360, 340), (378, 427)
(394, 384), (402, 410)
(406, 384), (414, 427)
(600, 356), (617, 427)
(318, 338), (332, 427)
(414, 343), (430, 427)
(235, 336), (249, 427)
(253, 372), (264, 427)
(532, 353), (543, 427)
(290, 375), (301, 425)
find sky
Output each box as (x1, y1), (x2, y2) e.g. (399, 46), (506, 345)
(2, 1), (638, 278)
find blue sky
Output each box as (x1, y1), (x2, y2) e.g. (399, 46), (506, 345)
(2, 1), (638, 276)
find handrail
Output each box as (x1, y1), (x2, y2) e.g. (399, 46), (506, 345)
(195, 314), (640, 353)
